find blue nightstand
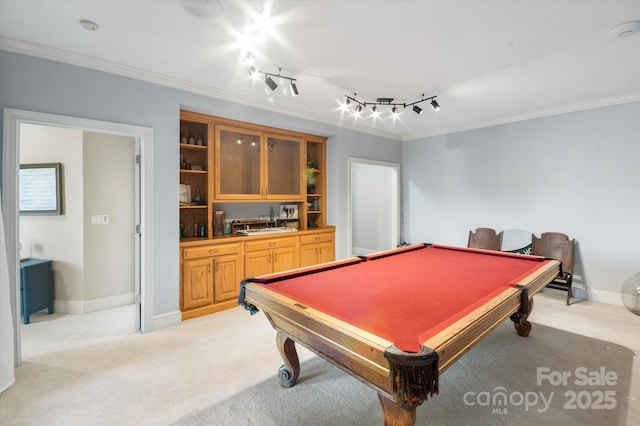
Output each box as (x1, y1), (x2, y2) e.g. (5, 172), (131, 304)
(20, 258), (54, 324)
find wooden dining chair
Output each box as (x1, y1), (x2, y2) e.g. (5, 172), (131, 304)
(467, 228), (503, 251)
(532, 232), (576, 305)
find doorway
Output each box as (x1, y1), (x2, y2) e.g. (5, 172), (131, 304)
(2, 108), (155, 366)
(348, 157), (400, 256)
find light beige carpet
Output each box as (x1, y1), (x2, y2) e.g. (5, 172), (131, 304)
(175, 321), (633, 425)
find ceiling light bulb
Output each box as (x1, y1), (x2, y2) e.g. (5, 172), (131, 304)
(290, 81), (299, 96)
(430, 99), (440, 111)
(413, 105), (423, 115)
(265, 75), (278, 91)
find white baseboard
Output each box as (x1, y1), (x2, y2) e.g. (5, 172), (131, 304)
(351, 246), (377, 256)
(54, 292), (135, 314)
(153, 310), (181, 331)
(586, 288), (624, 306)
(544, 286), (623, 307)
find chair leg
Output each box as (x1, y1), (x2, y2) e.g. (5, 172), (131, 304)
(565, 275), (573, 306)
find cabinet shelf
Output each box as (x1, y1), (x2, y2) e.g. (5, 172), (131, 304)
(180, 204), (207, 209)
(180, 143), (207, 150)
(180, 169), (207, 174)
(180, 112), (212, 239)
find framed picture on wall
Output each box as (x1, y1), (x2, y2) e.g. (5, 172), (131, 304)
(19, 163), (63, 215)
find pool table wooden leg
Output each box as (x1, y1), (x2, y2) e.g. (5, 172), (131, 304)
(378, 394), (416, 426)
(511, 297), (534, 337)
(276, 331), (300, 388)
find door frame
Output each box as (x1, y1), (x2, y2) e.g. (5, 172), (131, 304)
(347, 157), (400, 257)
(2, 108), (155, 366)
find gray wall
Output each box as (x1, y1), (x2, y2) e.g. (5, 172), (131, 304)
(403, 101), (640, 304)
(0, 50), (401, 321)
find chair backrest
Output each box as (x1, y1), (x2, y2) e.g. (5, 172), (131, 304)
(468, 228), (503, 251)
(531, 232), (576, 277)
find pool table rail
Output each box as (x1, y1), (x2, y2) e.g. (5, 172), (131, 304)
(424, 258), (559, 373)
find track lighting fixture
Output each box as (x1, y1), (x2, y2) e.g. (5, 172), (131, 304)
(343, 93), (440, 120)
(245, 58), (300, 97)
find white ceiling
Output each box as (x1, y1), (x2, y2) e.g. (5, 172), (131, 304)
(1, 0), (639, 141)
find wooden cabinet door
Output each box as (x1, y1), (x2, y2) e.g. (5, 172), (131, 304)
(265, 134), (303, 200)
(213, 253), (242, 303)
(245, 249), (272, 278)
(273, 245), (298, 273)
(317, 241), (335, 264)
(182, 258), (214, 310)
(215, 126), (263, 200)
(299, 244), (318, 268)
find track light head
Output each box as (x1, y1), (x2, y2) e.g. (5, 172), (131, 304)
(430, 99), (440, 111)
(412, 105), (423, 115)
(355, 104), (363, 113)
(391, 106), (399, 117)
(344, 97), (351, 106)
(290, 81), (299, 96)
(265, 75), (278, 91)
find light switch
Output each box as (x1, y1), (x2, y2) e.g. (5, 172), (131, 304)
(91, 214), (109, 225)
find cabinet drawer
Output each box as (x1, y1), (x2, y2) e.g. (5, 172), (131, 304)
(300, 233), (334, 245)
(245, 236), (298, 252)
(183, 243), (241, 260)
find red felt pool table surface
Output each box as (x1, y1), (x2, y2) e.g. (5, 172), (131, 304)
(248, 244), (556, 352)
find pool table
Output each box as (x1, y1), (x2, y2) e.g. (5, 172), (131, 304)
(238, 244), (560, 425)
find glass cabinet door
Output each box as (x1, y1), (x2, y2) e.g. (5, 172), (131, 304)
(266, 135), (302, 199)
(216, 127), (262, 199)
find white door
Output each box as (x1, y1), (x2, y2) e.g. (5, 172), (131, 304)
(348, 158), (400, 256)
